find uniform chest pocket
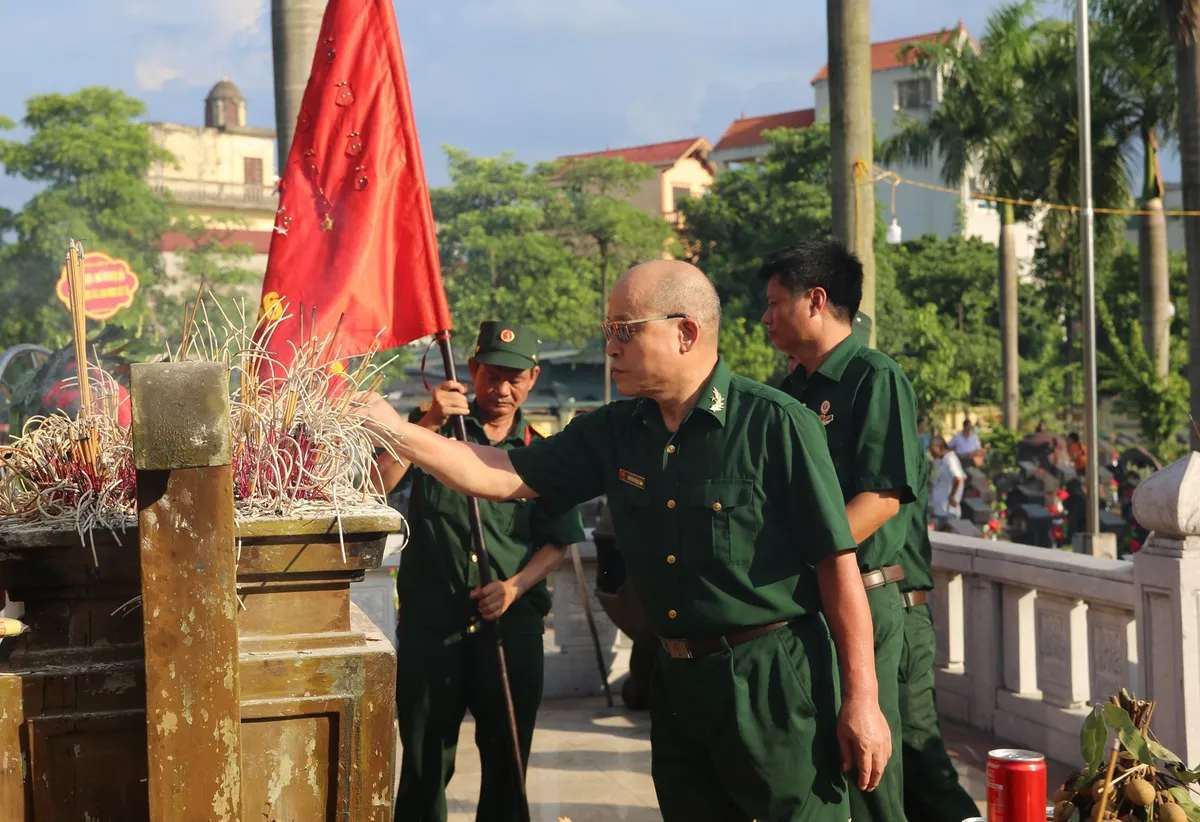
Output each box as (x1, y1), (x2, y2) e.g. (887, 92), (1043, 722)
(680, 478), (758, 566)
(480, 498), (519, 539)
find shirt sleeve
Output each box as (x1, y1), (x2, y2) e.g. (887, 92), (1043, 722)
(852, 366), (921, 503)
(529, 501), (586, 547)
(780, 404), (859, 567)
(507, 408), (608, 518)
(948, 452), (966, 480)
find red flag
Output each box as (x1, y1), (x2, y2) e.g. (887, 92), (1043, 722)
(259, 0), (451, 364)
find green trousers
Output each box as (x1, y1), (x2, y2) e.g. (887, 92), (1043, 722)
(394, 612), (544, 822)
(847, 583), (907, 822)
(649, 616), (849, 822)
(898, 603), (979, 822)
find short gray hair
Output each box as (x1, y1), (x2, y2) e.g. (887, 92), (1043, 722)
(644, 267), (722, 339)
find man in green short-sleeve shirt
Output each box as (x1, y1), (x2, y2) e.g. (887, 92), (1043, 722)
(371, 321), (584, 822)
(763, 239), (922, 822)
(362, 260), (893, 822)
(897, 451), (980, 822)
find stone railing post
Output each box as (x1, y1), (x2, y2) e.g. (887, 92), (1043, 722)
(1132, 452), (1200, 763)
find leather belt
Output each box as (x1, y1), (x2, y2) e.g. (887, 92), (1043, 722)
(657, 621), (788, 660)
(902, 590), (929, 609)
(861, 564), (905, 590)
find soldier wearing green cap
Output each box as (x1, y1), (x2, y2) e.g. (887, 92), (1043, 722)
(763, 239), (922, 822)
(371, 320), (584, 822)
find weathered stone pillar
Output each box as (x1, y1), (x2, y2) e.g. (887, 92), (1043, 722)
(132, 362), (242, 821)
(1132, 452), (1200, 762)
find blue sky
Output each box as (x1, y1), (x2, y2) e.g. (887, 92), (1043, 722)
(0, 0), (1178, 209)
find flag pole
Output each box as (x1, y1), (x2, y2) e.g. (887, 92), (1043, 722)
(436, 332), (531, 822)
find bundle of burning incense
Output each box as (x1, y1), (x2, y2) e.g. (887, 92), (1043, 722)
(172, 295), (400, 525)
(0, 286), (404, 563)
(0, 398), (137, 561)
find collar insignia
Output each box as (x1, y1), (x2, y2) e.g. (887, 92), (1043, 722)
(709, 386), (725, 413)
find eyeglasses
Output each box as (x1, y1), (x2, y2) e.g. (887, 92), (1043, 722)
(600, 314), (688, 343)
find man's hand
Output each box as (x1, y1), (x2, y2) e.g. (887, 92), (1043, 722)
(837, 694), (892, 792)
(471, 580), (523, 621)
(422, 381), (470, 429)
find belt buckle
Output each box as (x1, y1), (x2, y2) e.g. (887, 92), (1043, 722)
(663, 638), (692, 659)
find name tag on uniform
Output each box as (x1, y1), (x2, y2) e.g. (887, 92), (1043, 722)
(618, 469), (645, 489)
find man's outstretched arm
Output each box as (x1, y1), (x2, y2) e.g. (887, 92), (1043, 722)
(357, 393), (535, 501)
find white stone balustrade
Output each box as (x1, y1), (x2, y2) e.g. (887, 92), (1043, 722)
(933, 451), (1200, 765)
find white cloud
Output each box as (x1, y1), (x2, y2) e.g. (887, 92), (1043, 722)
(124, 0), (270, 90)
(134, 59), (181, 91)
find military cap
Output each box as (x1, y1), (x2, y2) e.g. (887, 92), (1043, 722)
(473, 321), (541, 370)
(852, 311), (873, 345)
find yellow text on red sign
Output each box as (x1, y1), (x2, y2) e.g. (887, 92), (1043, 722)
(55, 251), (141, 321)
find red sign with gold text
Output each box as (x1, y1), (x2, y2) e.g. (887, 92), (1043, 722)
(55, 251), (141, 321)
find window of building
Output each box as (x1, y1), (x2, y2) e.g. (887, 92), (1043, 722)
(895, 78), (933, 111)
(244, 157), (264, 185)
(671, 186), (693, 211)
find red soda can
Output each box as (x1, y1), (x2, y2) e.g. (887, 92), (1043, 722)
(986, 748), (1047, 822)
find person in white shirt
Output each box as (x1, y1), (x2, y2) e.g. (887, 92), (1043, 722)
(947, 419), (982, 461)
(930, 436), (966, 524)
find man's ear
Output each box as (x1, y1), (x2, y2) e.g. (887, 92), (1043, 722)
(527, 365), (541, 388)
(679, 317), (701, 352)
(467, 358), (478, 380)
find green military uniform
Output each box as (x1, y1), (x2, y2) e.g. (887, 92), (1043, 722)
(394, 322), (584, 822)
(781, 320), (921, 822)
(897, 456), (980, 822)
(507, 358), (856, 821)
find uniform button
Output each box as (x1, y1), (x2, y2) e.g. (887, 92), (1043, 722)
(712, 501), (722, 512)
(666, 444), (676, 454)
(470, 553), (478, 563)
(467, 623), (478, 634)
(668, 609), (677, 619)
(666, 555), (676, 564)
(667, 499), (676, 509)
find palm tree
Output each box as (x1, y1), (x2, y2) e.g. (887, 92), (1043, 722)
(1094, 0), (1177, 377)
(827, 0), (876, 342)
(1017, 16), (1133, 404)
(1163, 0), (1200, 448)
(880, 1), (1050, 429)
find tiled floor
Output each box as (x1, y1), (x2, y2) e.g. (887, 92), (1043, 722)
(418, 697), (1074, 821)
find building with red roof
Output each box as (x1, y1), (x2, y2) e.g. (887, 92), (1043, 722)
(558, 137), (715, 222)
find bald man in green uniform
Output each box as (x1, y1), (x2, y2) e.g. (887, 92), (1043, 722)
(361, 260), (891, 821)
(372, 321), (584, 822)
(763, 239), (922, 822)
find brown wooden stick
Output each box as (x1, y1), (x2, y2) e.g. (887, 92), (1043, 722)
(1096, 742), (1121, 819)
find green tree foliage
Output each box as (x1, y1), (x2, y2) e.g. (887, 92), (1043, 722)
(893, 304), (972, 425)
(431, 148), (595, 349)
(1098, 300), (1190, 460)
(431, 147), (675, 354)
(0, 88), (173, 351)
(0, 87), (262, 360)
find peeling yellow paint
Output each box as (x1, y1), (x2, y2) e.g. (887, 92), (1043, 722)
(305, 736), (319, 795)
(188, 607), (196, 623)
(169, 662), (176, 680)
(180, 619), (190, 635)
(158, 711), (178, 736)
(183, 635), (193, 647)
(266, 751), (296, 806)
